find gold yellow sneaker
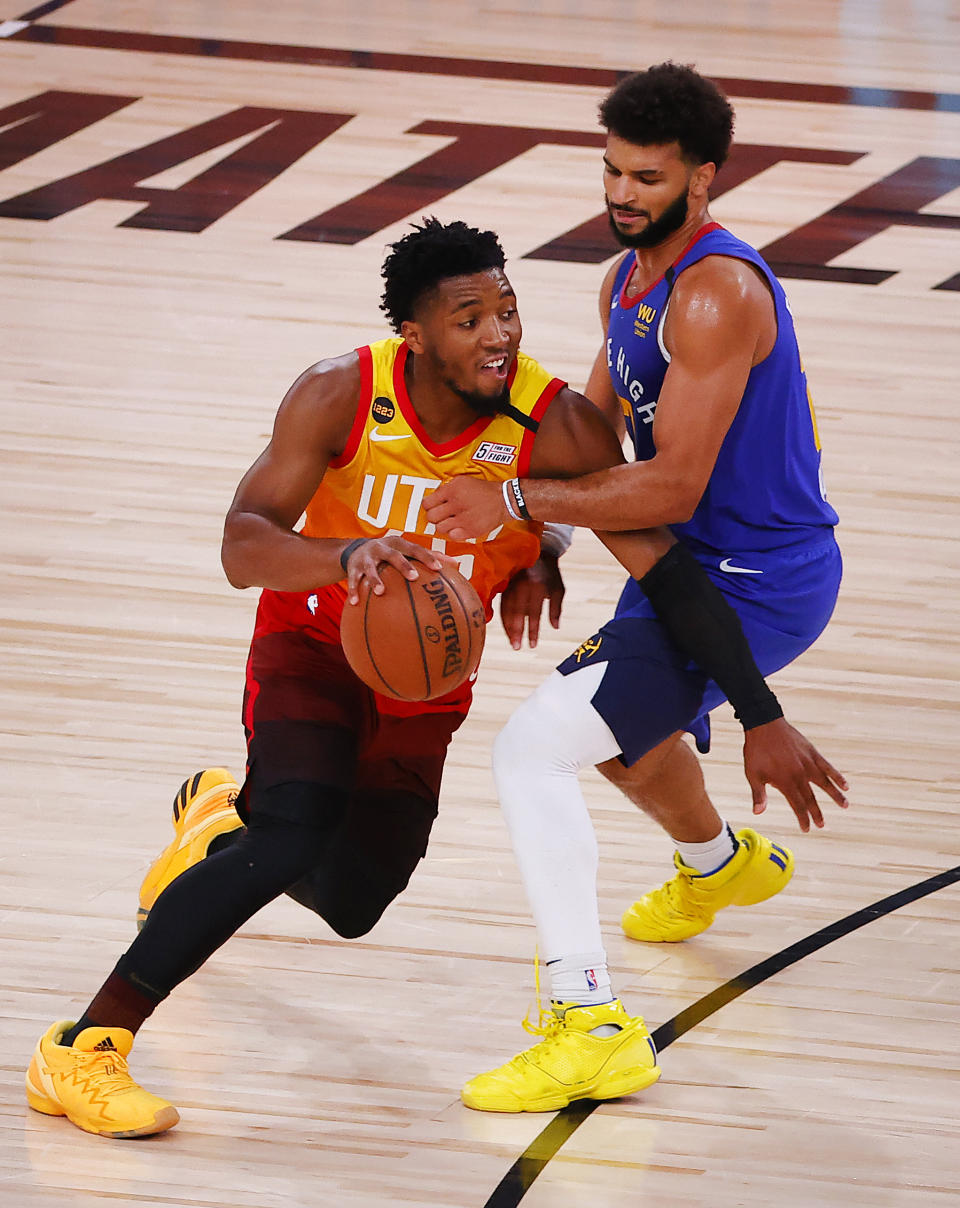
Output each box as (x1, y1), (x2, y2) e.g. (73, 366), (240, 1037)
(461, 1000), (661, 1112)
(137, 768), (241, 930)
(25, 1021), (179, 1138)
(621, 827), (794, 943)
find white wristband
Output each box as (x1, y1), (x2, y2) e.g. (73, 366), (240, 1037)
(540, 522), (574, 558)
(502, 478), (522, 521)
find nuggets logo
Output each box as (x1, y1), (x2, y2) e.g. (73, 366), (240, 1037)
(573, 635), (602, 662)
(472, 440), (518, 465)
(371, 395), (395, 423)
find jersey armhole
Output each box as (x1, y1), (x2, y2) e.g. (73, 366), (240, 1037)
(517, 377), (565, 477)
(329, 345), (373, 468)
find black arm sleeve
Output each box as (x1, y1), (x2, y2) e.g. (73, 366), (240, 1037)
(638, 542), (784, 730)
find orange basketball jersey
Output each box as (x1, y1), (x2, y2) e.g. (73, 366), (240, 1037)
(255, 337), (565, 713)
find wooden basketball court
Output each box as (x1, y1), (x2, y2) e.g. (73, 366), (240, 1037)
(1, 2), (958, 1205)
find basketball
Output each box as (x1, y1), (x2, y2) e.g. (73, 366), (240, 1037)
(340, 563), (486, 700)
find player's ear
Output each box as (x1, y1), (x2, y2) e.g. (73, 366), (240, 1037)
(690, 161), (716, 199)
(400, 320), (425, 354)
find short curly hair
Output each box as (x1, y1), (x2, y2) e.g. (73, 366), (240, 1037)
(380, 217), (507, 332)
(599, 62), (734, 170)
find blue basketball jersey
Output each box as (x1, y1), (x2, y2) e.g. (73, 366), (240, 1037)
(606, 222), (839, 558)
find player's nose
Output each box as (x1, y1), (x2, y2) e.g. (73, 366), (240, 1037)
(481, 315), (510, 348)
(607, 175), (635, 207)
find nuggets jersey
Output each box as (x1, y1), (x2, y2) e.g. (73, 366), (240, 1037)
(607, 223), (839, 558)
(255, 337), (565, 714)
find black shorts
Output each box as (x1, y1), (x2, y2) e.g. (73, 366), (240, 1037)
(236, 627), (466, 878)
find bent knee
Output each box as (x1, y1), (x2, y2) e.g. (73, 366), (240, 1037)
(494, 668), (615, 780)
(322, 892), (397, 939)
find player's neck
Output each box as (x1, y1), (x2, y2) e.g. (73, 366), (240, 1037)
(404, 355), (489, 443)
(629, 206), (714, 285)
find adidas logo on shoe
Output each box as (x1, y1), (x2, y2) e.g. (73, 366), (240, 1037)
(93, 1037), (118, 1052)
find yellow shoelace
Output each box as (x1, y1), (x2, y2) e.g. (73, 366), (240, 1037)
(75, 1050), (138, 1096)
(520, 948), (562, 1040)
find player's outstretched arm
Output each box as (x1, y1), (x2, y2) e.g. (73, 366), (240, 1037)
(629, 539), (849, 827)
(424, 259), (764, 538)
(524, 389), (849, 827)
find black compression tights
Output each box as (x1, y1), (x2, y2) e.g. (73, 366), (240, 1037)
(116, 810), (336, 1002)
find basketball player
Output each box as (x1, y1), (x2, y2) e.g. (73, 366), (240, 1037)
(425, 65), (847, 1112)
(27, 214), (839, 1137)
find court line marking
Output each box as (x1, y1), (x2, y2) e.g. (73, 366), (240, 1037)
(483, 862), (960, 1206)
(1, 0), (75, 37)
(3, 22), (957, 112)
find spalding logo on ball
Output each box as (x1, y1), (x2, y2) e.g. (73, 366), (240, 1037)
(340, 564), (485, 700)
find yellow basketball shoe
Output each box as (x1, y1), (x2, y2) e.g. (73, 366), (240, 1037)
(621, 828), (794, 943)
(25, 1021), (179, 1138)
(136, 768), (241, 930)
(461, 1000), (661, 1112)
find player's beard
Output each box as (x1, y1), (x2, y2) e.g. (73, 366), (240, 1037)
(607, 187), (689, 249)
(446, 378), (511, 417)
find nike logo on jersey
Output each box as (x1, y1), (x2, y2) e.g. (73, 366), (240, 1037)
(719, 558), (763, 575)
(369, 427), (410, 443)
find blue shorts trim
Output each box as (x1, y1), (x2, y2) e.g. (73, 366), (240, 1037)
(556, 539), (841, 765)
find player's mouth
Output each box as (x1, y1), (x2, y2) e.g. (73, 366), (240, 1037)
(610, 205), (648, 226)
(479, 355), (509, 381)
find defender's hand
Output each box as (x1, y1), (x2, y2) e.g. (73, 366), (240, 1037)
(743, 719), (849, 833)
(424, 477), (506, 539)
(500, 556), (565, 650)
(343, 537), (454, 605)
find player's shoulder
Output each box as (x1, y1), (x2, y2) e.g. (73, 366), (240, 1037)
(283, 349), (362, 408)
(534, 384), (612, 443)
(272, 349), (365, 448)
(671, 252), (775, 336)
(529, 384), (624, 475)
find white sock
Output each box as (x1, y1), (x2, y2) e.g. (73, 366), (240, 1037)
(546, 952), (613, 1008)
(675, 822), (737, 874)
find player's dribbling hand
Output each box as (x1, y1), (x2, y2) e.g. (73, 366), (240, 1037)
(742, 718), (849, 832)
(343, 537), (456, 605)
(424, 476), (505, 539)
(499, 556), (565, 650)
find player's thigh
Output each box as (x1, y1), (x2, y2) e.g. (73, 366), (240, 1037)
(312, 710), (466, 934)
(351, 709), (465, 875)
(239, 629), (377, 824)
(558, 617), (710, 766)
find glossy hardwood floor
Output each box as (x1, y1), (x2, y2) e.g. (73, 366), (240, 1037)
(1, 2), (958, 1205)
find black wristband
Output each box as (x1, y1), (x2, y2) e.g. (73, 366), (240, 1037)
(339, 537), (370, 575)
(638, 543), (784, 731)
(508, 477), (531, 521)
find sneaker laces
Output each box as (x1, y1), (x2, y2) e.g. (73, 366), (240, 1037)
(73, 1049), (139, 1097)
(648, 870), (706, 923)
(520, 949), (563, 1045)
